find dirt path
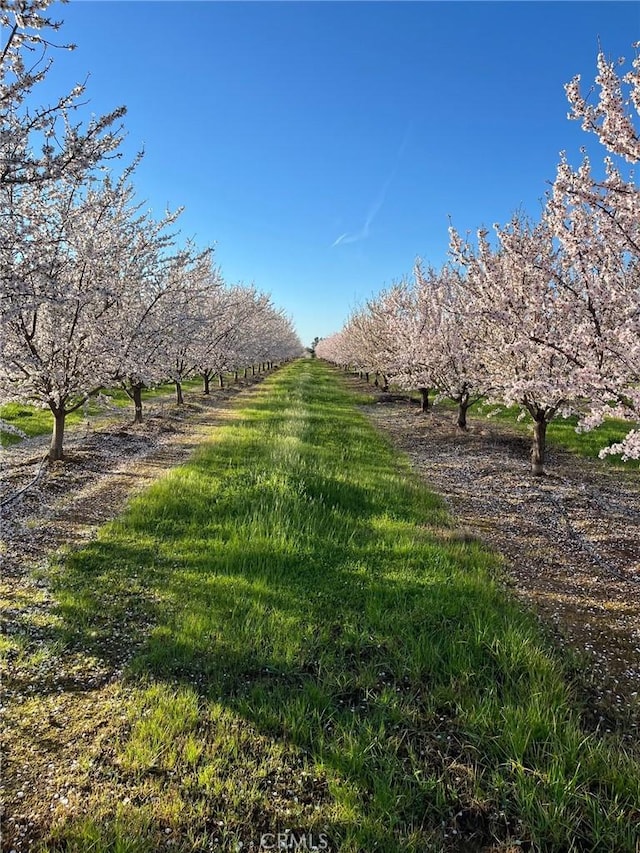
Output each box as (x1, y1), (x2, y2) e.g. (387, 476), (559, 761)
(0, 378), (266, 852)
(360, 387), (640, 736)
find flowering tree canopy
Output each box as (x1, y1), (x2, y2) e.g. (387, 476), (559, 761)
(549, 47), (640, 459)
(1, 0), (126, 187)
(0, 167), (184, 457)
(0, 1), (301, 459)
(565, 45), (640, 163)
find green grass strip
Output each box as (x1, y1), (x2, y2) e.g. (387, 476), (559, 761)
(48, 361), (639, 852)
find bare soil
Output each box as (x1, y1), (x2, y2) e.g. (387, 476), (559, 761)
(359, 384), (640, 736)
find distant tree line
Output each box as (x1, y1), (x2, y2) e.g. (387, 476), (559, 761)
(0, 1), (302, 461)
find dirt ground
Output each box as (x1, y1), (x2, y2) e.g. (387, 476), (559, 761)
(0, 380), (262, 852)
(1, 373), (639, 850)
(360, 387), (640, 737)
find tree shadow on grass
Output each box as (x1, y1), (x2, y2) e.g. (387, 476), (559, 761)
(38, 485), (545, 851)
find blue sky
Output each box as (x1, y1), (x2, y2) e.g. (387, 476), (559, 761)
(32, 1), (639, 345)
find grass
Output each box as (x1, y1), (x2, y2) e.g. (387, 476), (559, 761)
(8, 361), (640, 851)
(0, 378), (205, 446)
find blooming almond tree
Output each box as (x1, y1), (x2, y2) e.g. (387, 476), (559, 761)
(372, 263), (486, 420)
(149, 246), (217, 406)
(450, 216), (583, 475)
(370, 278), (436, 410)
(196, 283), (265, 392)
(545, 156), (640, 459)
(268, 309), (304, 364)
(0, 169), (147, 460)
(315, 330), (352, 370)
(547, 45), (640, 459)
(362, 282), (415, 393)
(565, 44), (640, 163)
(338, 301), (395, 387)
(240, 297), (302, 370)
(411, 261), (487, 428)
(109, 209), (215, 422)
(231, 288), (303, 379)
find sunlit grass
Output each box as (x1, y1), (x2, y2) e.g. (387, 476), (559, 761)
(22, 361), (640, 850)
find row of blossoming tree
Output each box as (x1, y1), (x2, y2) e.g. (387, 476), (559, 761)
(0, 0), (302, 461)
(317, 45), (640, 475)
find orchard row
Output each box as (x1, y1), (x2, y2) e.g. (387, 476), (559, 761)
(0, 1), (302, 461)
(318, 47), (640, 474)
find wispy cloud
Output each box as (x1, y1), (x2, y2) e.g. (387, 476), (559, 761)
(331, 124), (412, 249)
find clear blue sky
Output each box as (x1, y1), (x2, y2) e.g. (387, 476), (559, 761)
(32, 1), (639, 346)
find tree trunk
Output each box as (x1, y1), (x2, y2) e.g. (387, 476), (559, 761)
(456, 393), (470, 430)
(244, 367), (248, 379)
(203, 372), (210, 395)
(531, 416), (547, 476)
(251, 365), (255, 376)
(234, 370), (238, 382)
(218, 373), (224, 389)
(50, 408), (66, 462)
(374, 372), (380, 388)
(132, 383), (143, 424)
(175, 380), (184, 405)
(382, 375), (389, 392)
(419, 387), (430, 413)
(365, 372), (370, 383)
